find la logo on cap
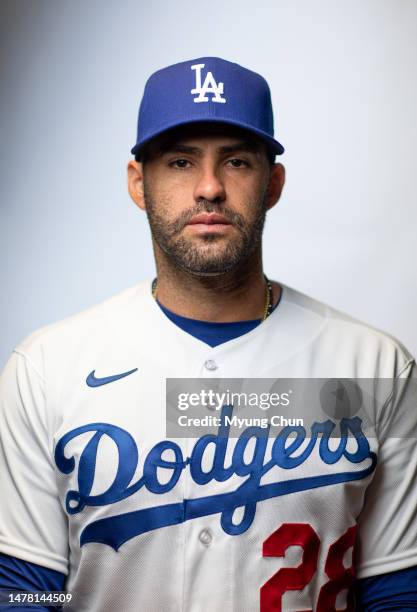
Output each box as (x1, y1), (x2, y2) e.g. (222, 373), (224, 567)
(131, 57), (285, 158)
(191, 63), (226, 104)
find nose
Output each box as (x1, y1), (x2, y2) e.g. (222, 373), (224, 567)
(193, 164), (226, 203)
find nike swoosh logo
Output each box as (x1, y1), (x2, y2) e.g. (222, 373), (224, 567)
(86, 368), (138, 388)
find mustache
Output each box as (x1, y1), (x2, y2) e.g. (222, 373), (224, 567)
(169, 201), (246, 234)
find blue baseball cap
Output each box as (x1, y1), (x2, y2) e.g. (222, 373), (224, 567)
(131, 57), (284, 159)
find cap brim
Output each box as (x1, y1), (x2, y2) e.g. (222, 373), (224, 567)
(131, 117), (284, 157)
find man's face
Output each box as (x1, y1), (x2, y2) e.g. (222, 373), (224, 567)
(136, 123), (281, 275)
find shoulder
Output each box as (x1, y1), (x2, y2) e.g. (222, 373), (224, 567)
(12, 280), (153, 366)
(276, 283), (414, 377)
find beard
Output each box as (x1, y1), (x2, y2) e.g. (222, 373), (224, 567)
(143, 184), (268, 275)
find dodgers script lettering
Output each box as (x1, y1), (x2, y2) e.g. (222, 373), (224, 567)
(54, 405), (376, 551)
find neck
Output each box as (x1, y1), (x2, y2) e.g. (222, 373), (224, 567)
(152, 247), (280, 322)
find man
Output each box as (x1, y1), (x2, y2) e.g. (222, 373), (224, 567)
(1, 57), (417, 611)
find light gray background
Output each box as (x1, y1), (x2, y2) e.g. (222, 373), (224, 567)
(1, 0), (416, 368)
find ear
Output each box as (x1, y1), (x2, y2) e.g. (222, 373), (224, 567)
(265, 163), (285, 211)
(127, 160), (146, 211)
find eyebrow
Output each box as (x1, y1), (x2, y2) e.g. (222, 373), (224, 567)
(158, 140), (262, 157)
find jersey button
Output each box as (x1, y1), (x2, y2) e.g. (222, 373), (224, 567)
(204, 359), (218, 371)
(198, 528), (213, 546)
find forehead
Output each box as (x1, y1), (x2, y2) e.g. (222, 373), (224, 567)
(144, 121), (268, 156)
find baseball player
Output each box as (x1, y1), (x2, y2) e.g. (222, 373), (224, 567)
(1, 57), (417, 611)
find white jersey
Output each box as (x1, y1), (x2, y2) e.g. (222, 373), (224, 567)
(1, 279), (417, 611)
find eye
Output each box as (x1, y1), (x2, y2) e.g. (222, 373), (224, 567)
(169, 158), (191, 169)
(227, 158), (249, 168)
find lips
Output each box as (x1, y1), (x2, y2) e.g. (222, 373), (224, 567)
(187, 213), (231, 225)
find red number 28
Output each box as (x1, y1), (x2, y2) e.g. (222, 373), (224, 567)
(260, 523), (357, 612)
